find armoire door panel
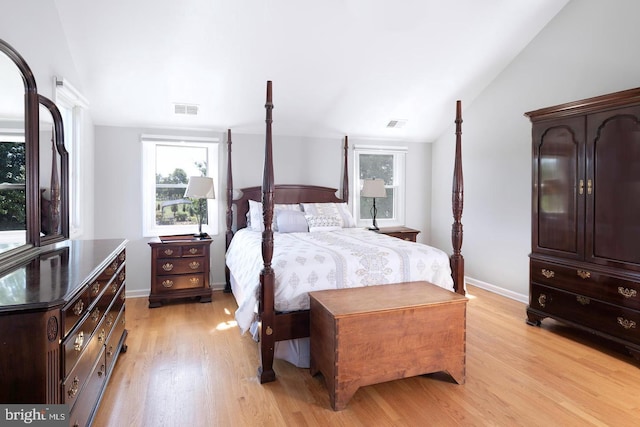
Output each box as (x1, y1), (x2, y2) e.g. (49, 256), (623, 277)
(586, 106), (640, 269)
(532, 117), (585, 259)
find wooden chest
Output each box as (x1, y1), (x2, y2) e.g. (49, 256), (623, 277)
(309, 281), (467, 410)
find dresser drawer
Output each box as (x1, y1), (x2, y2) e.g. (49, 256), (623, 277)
(156, 257), (206, 276)
(155, 274), (205, 292)
(62, 287), (92, 338)
(531, 260), (640, 310)
(530, 283), (640, 345)
(105, 305), (126, 371)
(67, 347), (107, 427)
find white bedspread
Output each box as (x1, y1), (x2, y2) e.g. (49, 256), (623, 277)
(226, 227), (454, 334)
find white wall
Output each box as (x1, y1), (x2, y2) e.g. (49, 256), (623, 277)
(431, 0), (640, 301)
(93, 127), (431, 296)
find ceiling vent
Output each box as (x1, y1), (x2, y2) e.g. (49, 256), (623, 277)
(386, 119), (407, 129)
(174, 103), (199, 116)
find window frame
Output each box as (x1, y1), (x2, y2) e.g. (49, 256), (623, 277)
(54, 77), (88, 238)
(141, 135), (219, 237)
(353, 145), (407, 228)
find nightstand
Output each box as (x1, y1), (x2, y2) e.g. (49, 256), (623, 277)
(375, 226), (420, 242)
(148, 234), (213, 308)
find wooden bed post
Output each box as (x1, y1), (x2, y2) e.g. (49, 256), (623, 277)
(451, 100), (465, 295)
(342, 136), (349, 202)
(259, 81), (276, 383)
(224, 129), (233, 293)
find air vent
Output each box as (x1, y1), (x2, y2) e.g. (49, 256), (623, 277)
(174, 103), (199, 116)
(386, 119), (407, 129)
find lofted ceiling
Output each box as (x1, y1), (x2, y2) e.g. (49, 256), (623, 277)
(52, 0), (569, 141)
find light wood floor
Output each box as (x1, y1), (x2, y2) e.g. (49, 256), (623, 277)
(94, 285), (640, 427)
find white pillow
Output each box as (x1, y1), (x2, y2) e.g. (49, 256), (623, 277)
(300, 202), (356, 228)
(248, 200), (302, 231)
(305, 215), (342, 232)
(276, 210), (309, 233)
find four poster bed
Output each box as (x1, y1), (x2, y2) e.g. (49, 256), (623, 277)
(225, 81), (465, 383)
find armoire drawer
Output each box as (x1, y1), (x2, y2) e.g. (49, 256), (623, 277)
(531, 260), (640, 310)
(530, 283), (640, 345)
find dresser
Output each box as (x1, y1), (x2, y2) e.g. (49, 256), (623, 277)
(375, 226), (420, 242)
(0, 239), (128, 426)
(525, 88), (640, 361)
(148, 234), (212, 308)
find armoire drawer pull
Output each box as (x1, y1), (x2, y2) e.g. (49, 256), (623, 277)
(189, 261), (200, 270)
(162, 279), (174, 288)
(617, 317), (636, 330)
(189, 248), (198, 254)
(163, 248), (174, 256)
(162, 262), (174, 272)
(541, 269), (555, 279)
(618, 287), (637, 298)
(577, 270), (591, 279)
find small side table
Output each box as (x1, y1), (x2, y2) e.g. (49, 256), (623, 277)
(148, 234), (213, 308)
(375, 226), (420, 242)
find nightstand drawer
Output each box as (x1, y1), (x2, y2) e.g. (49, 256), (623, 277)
(155, 274), (205, 291)
(155, 257), (206, 275)
(375, 227), (420, 242)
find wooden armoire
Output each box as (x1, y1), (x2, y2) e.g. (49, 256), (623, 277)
(525, 88), (640, 360)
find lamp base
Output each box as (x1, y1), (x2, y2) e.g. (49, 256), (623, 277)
(193, 232), (210, 240)
(368, 226), (380, 231)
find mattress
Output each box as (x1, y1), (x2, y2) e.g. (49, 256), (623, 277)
(226, 227), (454, 334)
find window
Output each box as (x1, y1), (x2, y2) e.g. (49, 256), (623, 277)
(142, 135), (219, 237)
(54, 77), (88, 238)
(353, 146), (407, 227)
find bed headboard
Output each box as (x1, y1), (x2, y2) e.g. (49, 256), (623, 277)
(232, 184), (345, 231)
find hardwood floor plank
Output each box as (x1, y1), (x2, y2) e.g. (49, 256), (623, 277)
(94, 286), (640, 426)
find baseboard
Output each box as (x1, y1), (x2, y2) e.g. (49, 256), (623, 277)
(465, 276), (528, 304)
(125, 281), (227, 299)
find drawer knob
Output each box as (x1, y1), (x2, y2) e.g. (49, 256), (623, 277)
(162, 262), (174, 272)
(189, 248), (198, 254)
(189, 261), (200, 270)
(111, 283), (118, 294)
(97, 364), (106, 378)
(98, 328), (106, 343)
(73, 331), (84, 351)
(91, 308), (100, 323)
(617, 317), (637, 330)
(538, 294), (547, 308)
(541, 269), (555, 279)
(163, 248), (174, 256)
(107, 346), (114, 357)
(68, 376), (79, 398)
(106, 313), (114, 327)
(91, 282), (101, 296)
(618, 287), (637, 298)
(162, 279), (174, 288)
(576, 295), (590, 305)
(577, 270), (591, 279)
(189, 277), (200, 285)
(73, 299), (84, 316)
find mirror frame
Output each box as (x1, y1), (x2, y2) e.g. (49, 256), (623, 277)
(0, 38), (69, 272)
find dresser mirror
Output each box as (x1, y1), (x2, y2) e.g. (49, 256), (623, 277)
(0, 39), (69, 272)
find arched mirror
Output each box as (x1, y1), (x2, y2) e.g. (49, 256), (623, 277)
(0, 39), (69, 272)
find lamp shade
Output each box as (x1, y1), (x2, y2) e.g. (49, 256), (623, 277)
(361, 179), (386, 198)
(184, 176), (215, 199)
